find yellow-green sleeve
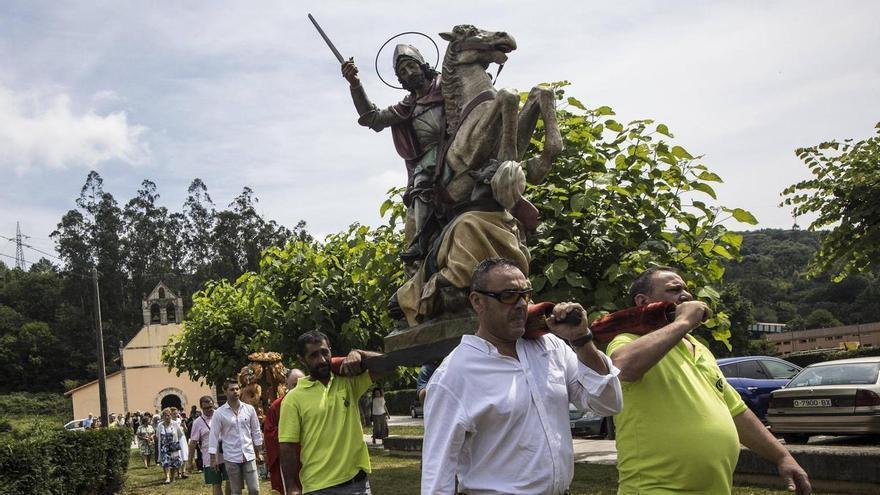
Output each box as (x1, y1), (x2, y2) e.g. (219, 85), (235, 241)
(606, 332), (639, 357)
(351, 371), (373, 399)
(277, 391), (301, 443)
(716, 363), (748, 416)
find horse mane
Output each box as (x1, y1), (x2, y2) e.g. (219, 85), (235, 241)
(441, 42), (464, 135)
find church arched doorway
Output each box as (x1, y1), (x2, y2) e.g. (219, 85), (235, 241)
(161, 394), (182, 410)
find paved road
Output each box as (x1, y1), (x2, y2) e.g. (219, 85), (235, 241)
(388, 415), (423, 427)
(384, 416), (878, 460)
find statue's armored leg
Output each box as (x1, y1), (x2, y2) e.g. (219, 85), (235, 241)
(401, 197), (433, 263)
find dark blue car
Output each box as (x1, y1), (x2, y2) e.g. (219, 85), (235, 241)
(717, 356), (802, 421)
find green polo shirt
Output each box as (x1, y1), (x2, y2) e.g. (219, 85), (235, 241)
(278, 372), (372, 493)
(607, 333), (747, 495)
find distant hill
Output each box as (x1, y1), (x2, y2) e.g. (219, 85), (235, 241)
(724, 229), (880, 328)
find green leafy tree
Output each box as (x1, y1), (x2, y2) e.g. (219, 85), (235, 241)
(803, 308), (843, 330)
(161, 279), (265, 387)
(164, 193), (407, 386)
(525, 84), (758, 347)
(182, 179), (216, 279)
(782, 122), (880, 280)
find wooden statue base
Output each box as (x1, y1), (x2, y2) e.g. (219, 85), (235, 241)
(363, 315), (478, 373)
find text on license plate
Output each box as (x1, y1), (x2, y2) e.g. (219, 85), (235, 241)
(793, 399), (832, 407)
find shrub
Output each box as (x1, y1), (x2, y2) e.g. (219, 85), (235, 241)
(384, 388), (418, 415)
(786, 347), (880, 368)
(0, 427), (131, 495)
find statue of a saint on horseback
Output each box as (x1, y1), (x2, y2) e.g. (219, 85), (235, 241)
(324, 21), (564, 327)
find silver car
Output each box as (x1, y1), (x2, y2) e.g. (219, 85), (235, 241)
(569, 404), (614, 438)
(767, 356), (880, 444)
(63, 419), (88, 431)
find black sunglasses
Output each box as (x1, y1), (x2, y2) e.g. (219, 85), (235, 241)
(474, 288), (533, 305)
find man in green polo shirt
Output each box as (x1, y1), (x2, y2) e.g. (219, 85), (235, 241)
(278, 330), (385, 495)
(608, 267), (811, 495)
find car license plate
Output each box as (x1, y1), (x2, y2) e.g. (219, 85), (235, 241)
(793, 398), (832, 407)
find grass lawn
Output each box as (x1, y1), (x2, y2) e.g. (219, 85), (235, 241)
(122, 449), (809, 495)
(388, 425), (425, 437)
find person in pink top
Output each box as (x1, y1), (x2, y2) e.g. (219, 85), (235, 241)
(189, 396), (230, 495)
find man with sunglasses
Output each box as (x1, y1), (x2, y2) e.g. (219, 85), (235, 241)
(421, 258), (623, 495)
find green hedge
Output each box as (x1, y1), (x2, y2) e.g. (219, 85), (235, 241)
(0, 392), (72, 417)
(384, 388), (419, 415)
(0, 427), (131, 495)
(786, 347), (880, 368)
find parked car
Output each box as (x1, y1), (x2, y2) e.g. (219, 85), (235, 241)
(717, 356), (802, 421)
(569, 404), (614, 439)
(767, 356), (880, 444)
(63, 419), (87, 431)
(410, 400), (423, 419)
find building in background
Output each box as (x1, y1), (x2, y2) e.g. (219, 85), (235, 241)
(766, 322), (880, 356)
(748, 322), (787, 335)
(65, 282), (214, 419)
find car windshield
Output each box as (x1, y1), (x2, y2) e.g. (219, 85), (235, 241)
(787, 363), (880, 388)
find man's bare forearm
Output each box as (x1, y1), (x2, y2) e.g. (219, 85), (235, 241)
(610, 321), (691, 381)
(734, 410), (789, 463)
(574, 341), (610, 374)
(279, 442), (300, 495)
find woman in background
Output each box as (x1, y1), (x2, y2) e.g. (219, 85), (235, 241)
(157, 408), (184, 484)
(370, 388), (389, 444)
(136, 412), (155, 469)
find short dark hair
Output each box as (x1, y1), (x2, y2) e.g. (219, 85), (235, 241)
(199, 395), (214, 406)
(628, 266), (678, 305)
(297, 330), (330, 357)
(470, 258), (525, 292)
(223, 378), (239, 390)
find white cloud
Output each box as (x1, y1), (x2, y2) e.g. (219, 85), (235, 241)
(0, 85), (150, 172)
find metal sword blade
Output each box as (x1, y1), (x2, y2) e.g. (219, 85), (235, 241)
(307, 13), (344, 64)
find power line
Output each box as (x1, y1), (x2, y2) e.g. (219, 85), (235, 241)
(0, 232), (64, 262)
(0, 251), (33, 267)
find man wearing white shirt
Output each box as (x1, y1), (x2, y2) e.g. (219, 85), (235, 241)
(422, 258), (624, 495)
(209, 379), (264, 495)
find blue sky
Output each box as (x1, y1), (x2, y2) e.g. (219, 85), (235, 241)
(2, 1), (879, 261)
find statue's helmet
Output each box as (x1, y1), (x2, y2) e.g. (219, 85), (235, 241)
(393, 44), (427, 75)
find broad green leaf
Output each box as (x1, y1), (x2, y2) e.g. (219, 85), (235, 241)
(656, 123), (673, 137)
(596, 106), (615, 116)
(697, 286), (721, 302)
(544, 258), (569, 286)
(697, 171), (723, 182)
(671, 145), (693, 160)
(567, 97), (586, 110)
(731, 208), (758, 225)
(692, 182), (717, 199)
(565, 272), (589, 288)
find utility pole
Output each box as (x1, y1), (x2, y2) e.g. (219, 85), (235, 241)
(92, 267), (108, 426)
(14, 222), (26, 269)
(119, 340), (128, 414)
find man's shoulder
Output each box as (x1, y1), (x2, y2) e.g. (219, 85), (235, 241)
(429, 341), (481, 385)
(607, 332), (641, 353)
(271, 393), (286, 409)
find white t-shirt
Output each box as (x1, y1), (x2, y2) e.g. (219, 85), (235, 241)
(371, 397), (386, 416)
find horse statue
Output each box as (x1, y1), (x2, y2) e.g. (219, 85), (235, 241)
(438, 24), (563, 204)
(394, 24), (564, 326)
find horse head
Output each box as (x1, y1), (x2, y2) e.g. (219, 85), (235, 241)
(440, 25), (517, 67)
